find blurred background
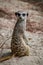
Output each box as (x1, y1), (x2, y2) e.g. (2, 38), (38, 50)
(0, 0), (43, 65)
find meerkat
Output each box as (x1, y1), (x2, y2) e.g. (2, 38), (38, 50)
(11, 11), (29, 56)
(0, 11), (29, 62)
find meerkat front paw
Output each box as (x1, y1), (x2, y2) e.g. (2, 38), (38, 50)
(25, 45), (30, 56)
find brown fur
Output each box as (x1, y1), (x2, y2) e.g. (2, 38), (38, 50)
(11, 11), (29, 56)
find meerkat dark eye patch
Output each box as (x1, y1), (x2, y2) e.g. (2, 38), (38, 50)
(18, 13), (20, 16)
(22, 13), (25, 16)
(15, 12), (20, 16)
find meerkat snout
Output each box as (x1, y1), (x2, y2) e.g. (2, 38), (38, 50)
(15, 11), (28, 20)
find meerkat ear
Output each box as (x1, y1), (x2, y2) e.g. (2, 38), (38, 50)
(27, 13), (28, 17)
(15, 12), (18, 16)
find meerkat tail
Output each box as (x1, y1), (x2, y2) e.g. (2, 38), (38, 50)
(0, 52), (13, 62)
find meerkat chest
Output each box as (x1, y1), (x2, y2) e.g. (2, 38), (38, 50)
(18, 21), (26, 31)
(14, 22), (26, 35)
(12, 22), (26, 44)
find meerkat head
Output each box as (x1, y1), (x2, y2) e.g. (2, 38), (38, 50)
(15, 11), (28, 21)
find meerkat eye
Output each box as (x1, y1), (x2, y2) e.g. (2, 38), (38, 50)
(18, 13), (20, 16)
(22, 13), (25, 16)
(15, 12), (20, 17)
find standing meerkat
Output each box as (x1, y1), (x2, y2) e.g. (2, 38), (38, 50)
(11, 11), (29, 56)
(0, 11), (29, 62)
